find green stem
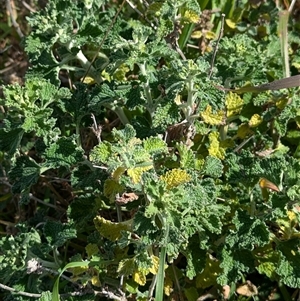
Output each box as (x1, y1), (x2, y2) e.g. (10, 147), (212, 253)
(199, 0), (210, 10)
(178, 22), (194, 50)
(155, 246), (167, 301)
(219, 125), (228, 141)
(155, 213), (169, 301)
(76, 121), (81, 147)
(65, 41), (103, 84)
(184, 75), (194, 122)
(100, 102), (129, 125)
(27, 250), (60, 269)
(278, 281), (292, 301)
(115, 107), (129, 125)
(139, 62), (154, 115)
(249, 188), (255, 216)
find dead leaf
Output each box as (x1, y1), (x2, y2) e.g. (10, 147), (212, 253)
(236, 280), (258, 297)
(116, 192), (138, 205)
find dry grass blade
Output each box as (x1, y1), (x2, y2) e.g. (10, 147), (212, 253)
(215, 74), (300, 93)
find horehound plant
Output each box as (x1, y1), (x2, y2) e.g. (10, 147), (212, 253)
(1, 0), (300, 300)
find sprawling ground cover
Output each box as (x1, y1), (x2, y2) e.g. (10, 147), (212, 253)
(1, 0), (300, 300)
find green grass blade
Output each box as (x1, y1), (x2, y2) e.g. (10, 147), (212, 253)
(155, 246), (167, 301)
(52, 261), (90, 301)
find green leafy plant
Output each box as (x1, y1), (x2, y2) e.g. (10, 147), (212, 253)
(1, 0), (300, 300)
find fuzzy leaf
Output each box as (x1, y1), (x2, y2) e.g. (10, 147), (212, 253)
(65, 83), (91, 123)
(39, 291), (53, 301)
(255, 244), (280, 279)
(143, 137), (168, 155)
(112, 166), (127, 180)
(94, 216), (132, 241)
(112, 124), (136, 143)
(85, 243), (99, 258)
(133, 269), (147, 286)
(208, 132), (226, 160)
(68, 195), (99, 228)
(200, 105), (225, 125)
(127, 165), (153, 184)
(202, 156), (223, 178)
(1, 78), (71, 143)
(249, 114), (263, 128)
(90, 142), (112, 164)
(126, 83), (143, 109)
(118, 258), (136, 276)
(183, 10), (200, 23)
(236, 123), (253, 139)
(276, 239), (300, 288)
(160, 169), (191, 189)
(0, 226), (41, 284)
(43, 220), (77, 248)
(218, 248), (254, 285)
(43, 136), (84, 169)
(176, 142), (195, 169)
(196, 255), (222, 288)
(71, 165), (106, 192)
(185, 243), (207, 279)
(0, 128), (24, 157)
(103, 179), (124, 202)
(226, 92), (243, 118)
(226, 210), (270, 250)
(9, 156), (41, 194)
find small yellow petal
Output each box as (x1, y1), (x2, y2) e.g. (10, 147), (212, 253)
(276, 98), (289, 110)
(287, 210), (296, 222)
(164, 276), (173, 296)
(205, 31), (216, 39)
